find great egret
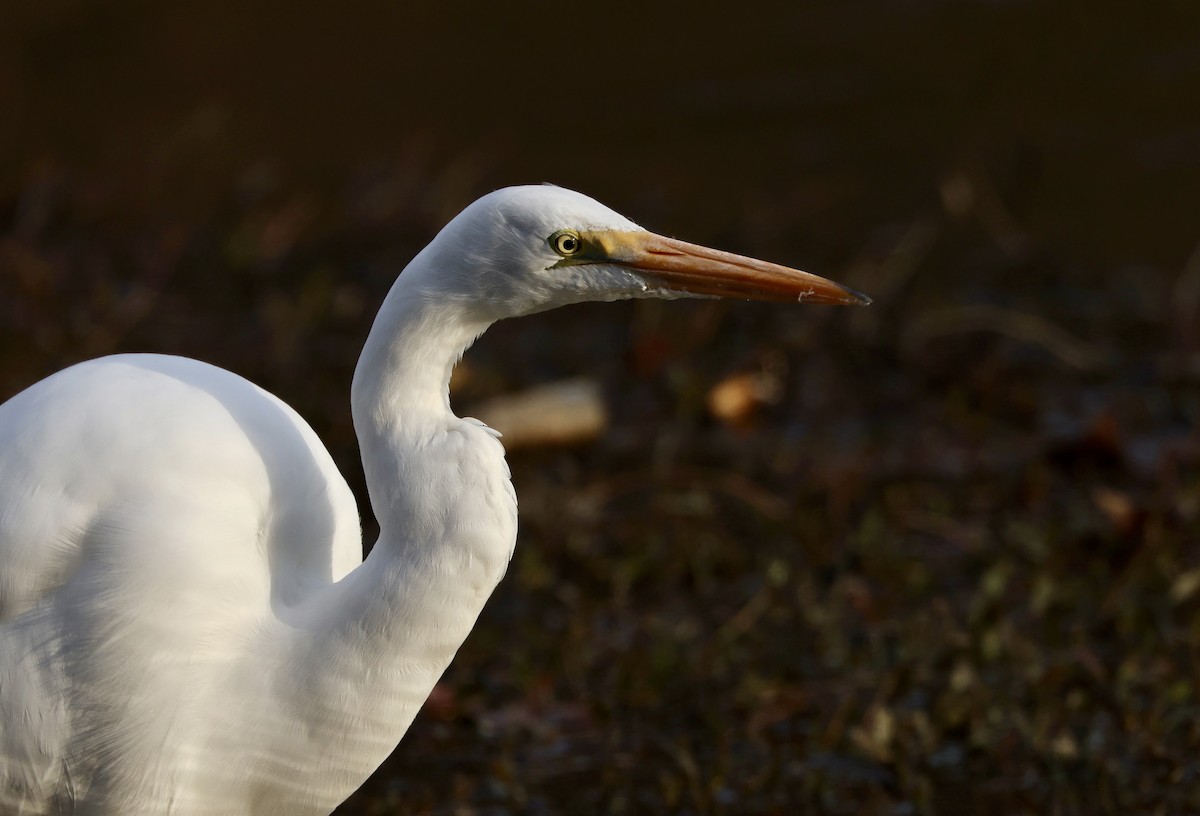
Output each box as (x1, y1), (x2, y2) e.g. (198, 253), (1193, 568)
(0, 185), (868, 815)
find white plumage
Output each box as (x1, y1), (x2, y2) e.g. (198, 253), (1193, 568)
(0, 185), (866, 815)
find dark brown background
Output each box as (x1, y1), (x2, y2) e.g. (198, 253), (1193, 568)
(4, 1), (1200, 813)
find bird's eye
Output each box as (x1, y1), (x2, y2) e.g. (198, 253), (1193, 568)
(551, 231), (582, 256)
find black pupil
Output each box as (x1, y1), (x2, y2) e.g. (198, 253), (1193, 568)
(561, 237), (577, 252)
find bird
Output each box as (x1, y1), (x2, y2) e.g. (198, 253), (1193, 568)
(0, 185), (868, 815)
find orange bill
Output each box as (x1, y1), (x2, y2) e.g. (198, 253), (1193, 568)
(593, 231), (870, 305)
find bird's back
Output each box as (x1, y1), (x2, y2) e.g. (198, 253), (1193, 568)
(0, 354), (362, 813)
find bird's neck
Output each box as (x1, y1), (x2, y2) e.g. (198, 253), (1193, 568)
(347, 276), (513, 632)
(350, 283), (490, 496)
(268, 279), (515, 809)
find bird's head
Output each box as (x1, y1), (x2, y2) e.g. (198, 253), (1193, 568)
(404, 185), (870, 321)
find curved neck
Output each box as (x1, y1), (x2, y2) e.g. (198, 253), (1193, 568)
(266, 274), (514, 812)
(350, 282), (498, 561)
(352, 285), (490, 458)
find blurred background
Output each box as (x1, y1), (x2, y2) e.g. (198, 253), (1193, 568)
(4, 1), (1200, 813)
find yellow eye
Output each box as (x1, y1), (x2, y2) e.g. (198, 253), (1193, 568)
(551, 230), (582, 256)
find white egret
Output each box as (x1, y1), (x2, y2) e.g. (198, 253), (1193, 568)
(0, 185), (868, 815)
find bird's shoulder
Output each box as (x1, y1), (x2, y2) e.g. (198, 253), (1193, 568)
(0, 353), (361, 622)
